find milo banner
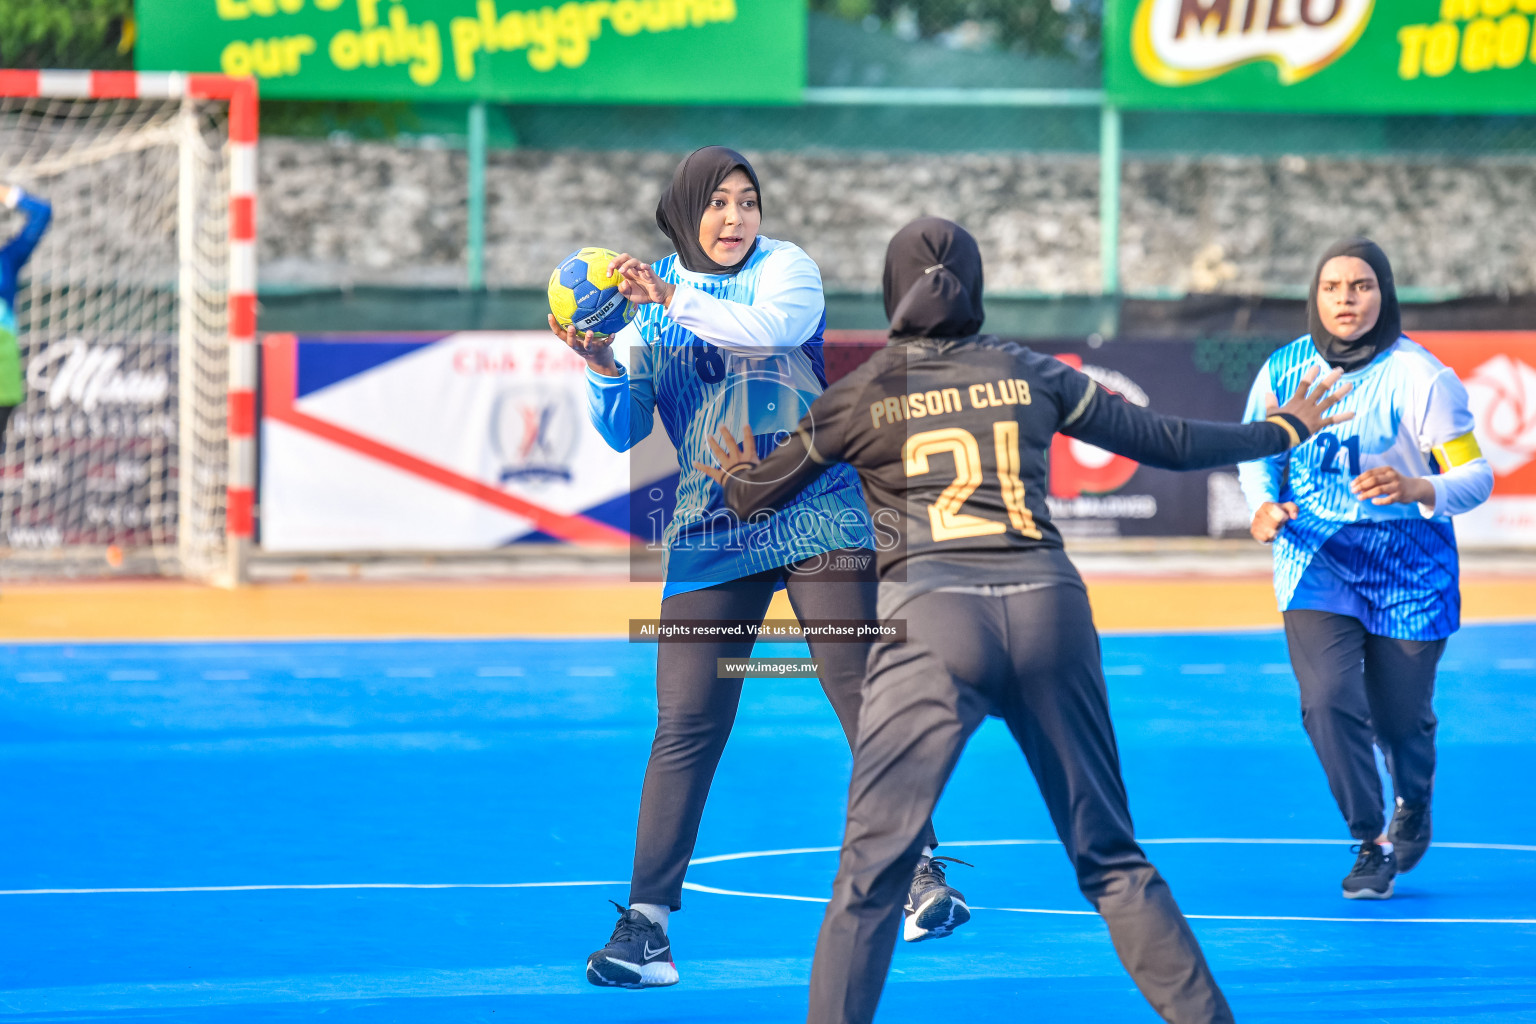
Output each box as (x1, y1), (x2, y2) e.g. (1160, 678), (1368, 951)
(1107, 0), (1536, 111)
(136, 0), (804, 102)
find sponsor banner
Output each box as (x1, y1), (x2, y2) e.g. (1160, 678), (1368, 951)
(1416, 331), (1536, 547)
(136, 0), (804, 102)
(1030, 340), (1257, 540)
(256, 331), (1536, 553)
(1107, 0), (1536, 112)
(1, 334), (177, 550)
(259, 331), (674, 552)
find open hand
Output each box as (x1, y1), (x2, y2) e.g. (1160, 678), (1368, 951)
(547, 314), (620, 376)
(1266, 365), (1355, 438)
(608, 253), (675, 308)
(1351, 466), (1434, 509)
(1250, 501), (1298, 544)
(693, 424), (759, 487)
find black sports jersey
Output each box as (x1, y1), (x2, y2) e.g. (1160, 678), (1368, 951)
(717, 335), (1306, 611)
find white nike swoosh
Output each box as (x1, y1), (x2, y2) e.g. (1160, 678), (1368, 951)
(643, 942), (670, 960)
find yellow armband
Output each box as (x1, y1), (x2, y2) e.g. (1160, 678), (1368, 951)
(1432, 431), (1482, 473)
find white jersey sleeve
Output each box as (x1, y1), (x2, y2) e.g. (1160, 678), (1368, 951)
(1414, 367), (1493, 518)
(662, 243), (824, 356)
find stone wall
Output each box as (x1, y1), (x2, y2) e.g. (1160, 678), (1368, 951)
(257, 138), (1536, 297)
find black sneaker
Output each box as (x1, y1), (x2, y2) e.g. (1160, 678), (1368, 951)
(585, 901), (679, 989)
(1389, 797), (1431, 873)
(903, 855), (972, 942)
(1342, 841), (1396, 900)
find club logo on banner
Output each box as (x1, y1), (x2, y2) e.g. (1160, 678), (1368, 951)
(489, 386), (580, 484)
(1132, 0), (1375, 86)
(1462, 353), (1536, 478)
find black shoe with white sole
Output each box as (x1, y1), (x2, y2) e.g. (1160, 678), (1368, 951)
(585, 901), (679, 989)
(1342, 841), (1396, 900)
(903, 855), (972, 942)
(1389, 798), (1431, 873)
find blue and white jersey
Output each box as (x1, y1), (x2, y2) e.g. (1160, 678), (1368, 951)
(1239, 335), (1493, 640)
(586, 236), (874, 597)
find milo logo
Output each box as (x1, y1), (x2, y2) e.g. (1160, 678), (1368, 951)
(1132, 0), (1375, 85)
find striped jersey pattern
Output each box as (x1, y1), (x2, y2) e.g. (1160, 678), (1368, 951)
(599, 237), (872, 596)
(1238, 335), (1474, 640)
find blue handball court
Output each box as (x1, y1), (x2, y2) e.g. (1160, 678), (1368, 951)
(4, 624), (1536, 1022)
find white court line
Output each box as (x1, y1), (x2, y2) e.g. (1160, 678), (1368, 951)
(980, 906), (1536, 925)
(690, 838), (1536, 863)
(689, 845), (840, 865)
(941, 838), (1536, 853)
(681, 882), (828, 904)
(0, 881), (626, 896)
(9, 839), (1536, 925)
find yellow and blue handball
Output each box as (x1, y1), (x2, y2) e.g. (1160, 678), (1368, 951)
(548, 247), (636, 336)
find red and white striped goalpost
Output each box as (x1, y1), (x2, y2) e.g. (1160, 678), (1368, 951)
(0, 70), (258, 584)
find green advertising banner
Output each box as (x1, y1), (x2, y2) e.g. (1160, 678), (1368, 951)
(1106, 0), (1536, 111)
(135, 0), (804, 102)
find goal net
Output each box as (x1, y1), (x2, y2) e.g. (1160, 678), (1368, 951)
(0, 72), (256, 585)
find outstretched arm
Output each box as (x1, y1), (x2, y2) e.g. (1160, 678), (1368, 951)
(695, 420), (834, 520)
(1, 186), (52, 271)
(1064, 366), (1353, 471)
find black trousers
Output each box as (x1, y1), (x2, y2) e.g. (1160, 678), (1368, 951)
(808, 584), (1232, 1024)
(1283, 609), (1444, 841)
(629, 547), (937, 910)
(0, 404), (12, 444)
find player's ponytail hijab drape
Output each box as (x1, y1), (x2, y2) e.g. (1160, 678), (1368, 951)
(654, 145), (762, 276)
(1307, 237), (1402, 373)
(883, 217), (986, 339)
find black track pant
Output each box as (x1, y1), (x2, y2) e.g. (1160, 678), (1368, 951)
(629, 547), (937, 910)
(1283, 609), (1444, 841)
(808, 583), (1232, 1024)
(0, 405), (12, 444)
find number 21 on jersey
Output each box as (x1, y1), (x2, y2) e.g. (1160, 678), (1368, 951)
(903, 423), (1043, 542)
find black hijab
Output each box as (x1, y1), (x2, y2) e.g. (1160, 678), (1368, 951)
(883, 217), (985, 339)
(654, 146), (761, 276)
(1307, 237), (1401, 373)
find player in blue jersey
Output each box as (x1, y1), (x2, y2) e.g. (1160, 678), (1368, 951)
(1240, 239), (1493, 900)
(547, 148), (960, 989)
(1, 183), (52, 444)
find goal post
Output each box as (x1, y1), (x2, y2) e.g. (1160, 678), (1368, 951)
(0, 71), (257, 586)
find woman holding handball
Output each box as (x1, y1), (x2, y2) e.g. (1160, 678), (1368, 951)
(1240, 239), (1493, 899)
(547, 146), (960, 990)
